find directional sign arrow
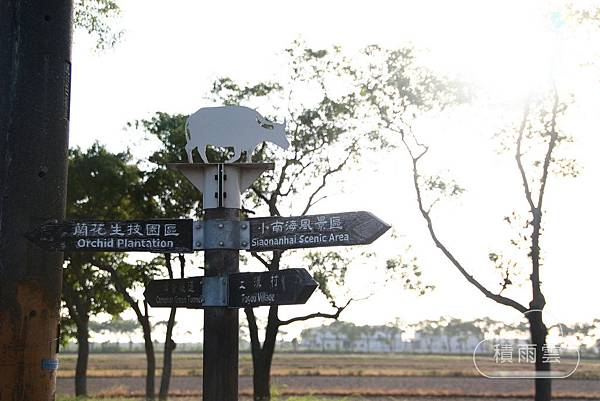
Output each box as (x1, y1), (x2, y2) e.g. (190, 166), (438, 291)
(26, 219), (194, 253)
(247, 211), (391, 251)
(144, 277), (204, 308)
(145, 269), (317, 309)
(228, 268), (318, 308)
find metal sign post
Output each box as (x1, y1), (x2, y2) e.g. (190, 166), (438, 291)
(26, 106), (392, 401)
(169, 162), (275, 401)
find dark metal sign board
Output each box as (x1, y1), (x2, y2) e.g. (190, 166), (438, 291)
(145, 269), (317, 309)
(247, 211), (391, 251)
(28, 219), (193, 253)
(144, 277), (203, 308)
(228, 268), (317, 308)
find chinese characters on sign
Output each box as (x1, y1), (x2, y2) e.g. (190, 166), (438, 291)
(258, 215), (344, 234)
(492, 343), (562, 365)
(228, 268), (317, 308)
(73, 222), (181, 238)
(144, 277), (203, 308)
(248, 211), (390, 251)
(44, 219), (194, 253)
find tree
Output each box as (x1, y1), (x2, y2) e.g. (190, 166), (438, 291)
(89, 316), (139, 350)
(94, 256), (161, 400)
(127, 41), (435, 400)
(130, 112), (205, 400)
(63, 144), (144, 396)
(207, 41), (436, 401)
(366, 43), (574, 400)
(65, 143), (165, 401)
(74, 0), (122, 50)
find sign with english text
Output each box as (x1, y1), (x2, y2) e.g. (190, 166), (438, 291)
(145, 269), (317, 309)
(144, 276), (203, 308)
(27, 219), (193, 253)
(228, 268), (317, 308)
(247, 211), (390, 251)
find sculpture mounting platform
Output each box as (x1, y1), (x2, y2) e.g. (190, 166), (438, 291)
(167, 163), (274, 209)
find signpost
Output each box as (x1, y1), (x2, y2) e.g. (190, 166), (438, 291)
(144, 268), (318, 309)
(28, 213), (389, 253)
(144, 277), (203, 309)
(28, 106), (392, 401)
(247, 211), (390, 251)
(27, 219), (194, 253)
(228, 268), (317, 308)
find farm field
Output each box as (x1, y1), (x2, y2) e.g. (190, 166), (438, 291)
(56, 352), (600, 400)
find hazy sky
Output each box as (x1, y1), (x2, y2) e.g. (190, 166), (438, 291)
(70, 0), (600, 342)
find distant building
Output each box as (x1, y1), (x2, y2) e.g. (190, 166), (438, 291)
(300, 322), (409, 353)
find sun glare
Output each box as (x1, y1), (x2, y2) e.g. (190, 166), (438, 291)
(428, 2), (565, 103)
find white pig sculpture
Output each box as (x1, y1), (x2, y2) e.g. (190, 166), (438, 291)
(184, 106), (289, 163)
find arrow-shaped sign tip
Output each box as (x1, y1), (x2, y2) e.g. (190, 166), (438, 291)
(353, 211), (392, 244)
(25, 221), (67, 251)
(296, 269), (319, 304)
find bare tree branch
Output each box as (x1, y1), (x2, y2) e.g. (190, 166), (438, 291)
(301, 145), (357, 216)
(400, 135), (528, 314)
(536, 88), (560, 211)
(278, 298), (353, 326)
(515, 104), (536, 212)
(250, 252), (272, 270)
(93, 262), (147, 323)
(529, 88), (559, 310)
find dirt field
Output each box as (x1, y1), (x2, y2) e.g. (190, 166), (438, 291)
(56, 352), (600, 400)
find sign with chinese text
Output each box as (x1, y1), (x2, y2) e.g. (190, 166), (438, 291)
(146, 269), (317, 309)
(228, 268), (317, 307)
(28, 219), (193, 253)
(247, 211), (390, 251)
(144, 277), (203, 308)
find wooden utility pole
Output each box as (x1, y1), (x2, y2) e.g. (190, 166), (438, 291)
(0, 1), (72, 400)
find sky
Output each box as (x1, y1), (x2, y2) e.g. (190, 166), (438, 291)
(69, 0), (600, 343)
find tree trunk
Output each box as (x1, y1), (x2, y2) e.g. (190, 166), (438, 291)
(529, 311), (551, 401)
(249, 306), (279, 401)
(158, 253), (177, 401)
(98, 264), (156, 400)
(141, 304), (156, 401)
(0, 1), (72, 399)
(158, 307), (176, 401)
(252, 352), (272, 401)
(75, 320), (90, 397)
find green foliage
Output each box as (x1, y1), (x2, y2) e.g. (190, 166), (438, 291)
(74, 0), (122, 50)
(212, 78), (283, 106)
(129, 113), (202, 217)
(304, 251), (349, 302)
(361, 45), (469, 133)
(422, 175), (465, 197)
(386, 250), (434, 296)
(63, 144), (147, 342)
(59, 307), (77, 346)
(494, 93), (578, 181)
(89, 317), (139, 335)
(67, 143), (144, 220)
(210, 40), (374, 212)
